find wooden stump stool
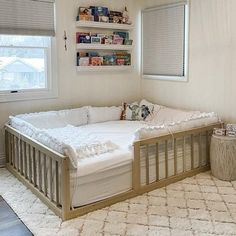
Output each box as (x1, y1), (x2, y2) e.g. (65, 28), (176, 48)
(210, 135), (236, 181)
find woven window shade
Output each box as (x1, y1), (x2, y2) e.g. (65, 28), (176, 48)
(142, 3), (186, 76)
(0, 0), (55, 36)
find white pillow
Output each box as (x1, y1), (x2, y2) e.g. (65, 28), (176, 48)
(140, 99), (155, 107)
(10, 116), (40, 139)
(88, 106), (122, 124)
(16, 106), (89, 129)
(58, 106), (88, 126)
(152, 107), (201, 124)
(16, 111), (67, 129)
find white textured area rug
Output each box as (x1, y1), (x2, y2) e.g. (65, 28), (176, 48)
(1, 169), (236, 236)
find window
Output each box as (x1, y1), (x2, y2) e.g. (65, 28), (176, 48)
(0, 35), (50, 91)
(142, 1), (189, 81)
(0, 0), (57, 102)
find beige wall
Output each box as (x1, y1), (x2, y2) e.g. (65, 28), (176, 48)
(2, 0), (236, 165)
(0, 0), (142, 165)
(141, 0), (236, 123)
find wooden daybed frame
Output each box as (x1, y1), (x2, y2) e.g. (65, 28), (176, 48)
(5, 122), (220, 220)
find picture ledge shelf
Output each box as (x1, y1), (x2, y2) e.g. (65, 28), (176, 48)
(76, 44), (133, 51)
(76, 21), (134, 30)
(77, 65), (132, 72)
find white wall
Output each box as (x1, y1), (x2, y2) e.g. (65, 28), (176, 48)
(141, 0), (236, 123)
(2, 0), (236, 166)
(0, 0), (142, 166)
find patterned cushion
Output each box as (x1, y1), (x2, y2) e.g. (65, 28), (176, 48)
(121, 101), (154, 121)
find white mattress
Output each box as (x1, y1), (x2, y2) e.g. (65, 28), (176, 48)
(70, 132), (210, 207)
(70, 134), (208, 207)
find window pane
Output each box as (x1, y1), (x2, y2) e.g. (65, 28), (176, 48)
(143, 3), (186, 77)
(0, 35), (50, 47)
(0, 47), (46, 91)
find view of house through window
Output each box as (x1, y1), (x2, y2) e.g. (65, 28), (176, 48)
(0, 35), (50, 92)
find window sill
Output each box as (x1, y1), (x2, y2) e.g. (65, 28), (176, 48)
(0, 88), (58, 103)
(142, 74), (188, 82)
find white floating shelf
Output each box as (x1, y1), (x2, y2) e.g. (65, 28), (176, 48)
(76, 43), (133, 51)
(76, 21), (134, 31)
(77, 65), (132, 72)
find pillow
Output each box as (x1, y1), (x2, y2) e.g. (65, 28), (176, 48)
(151, 107), (201, 125)
(10, 116), (40, 139)
(139, 99), (154, 108)
(58, 106), (88, 126)
(121, 101), (154, 121)
(88, 106), (122, 124)
(120, 102), (141, 121)
(16, 111), (67, 129)
(16, 106), (89, 129)
(139, 99), (155, 120)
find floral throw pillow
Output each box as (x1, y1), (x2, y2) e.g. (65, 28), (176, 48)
(120, 102), (140, 120)
(121, 101), (154, 121)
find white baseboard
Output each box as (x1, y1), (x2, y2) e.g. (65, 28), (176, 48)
(0, 153), (6, 167)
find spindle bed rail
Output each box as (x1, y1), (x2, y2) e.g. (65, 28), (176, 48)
(4, 122), (220, 220)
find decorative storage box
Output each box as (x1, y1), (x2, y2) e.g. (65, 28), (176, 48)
(214, 124), (236, 137)
(213, 128), (226, 136)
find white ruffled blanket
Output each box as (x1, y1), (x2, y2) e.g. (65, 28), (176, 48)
(39, 125), (118, 167)
(10, 117), (118, 168)
(134, 111), (220, 140)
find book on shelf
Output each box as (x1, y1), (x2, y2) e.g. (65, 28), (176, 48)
(76, 5), (132, 25)
(76, 31), (132, 46)
(77, 52), (131, 67)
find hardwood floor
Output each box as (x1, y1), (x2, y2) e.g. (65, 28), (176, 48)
(0, 196), (33, 236)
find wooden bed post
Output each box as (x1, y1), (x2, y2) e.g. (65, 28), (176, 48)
(5, 130), (9, 164)
(61, 157), (71, 221)
(133, 142), (141, 193)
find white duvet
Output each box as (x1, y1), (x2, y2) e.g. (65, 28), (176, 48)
(39, 125), (119, 167)
(9, 107), (220, 169)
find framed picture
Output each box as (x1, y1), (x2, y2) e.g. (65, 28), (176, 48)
(91, 36), (101, 44)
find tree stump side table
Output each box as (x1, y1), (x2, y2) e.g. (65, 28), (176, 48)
(210, 135), (236, 181)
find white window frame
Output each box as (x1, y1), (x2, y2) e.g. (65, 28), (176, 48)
(0, 36), (58, 103)
(141, 1), (189, 82)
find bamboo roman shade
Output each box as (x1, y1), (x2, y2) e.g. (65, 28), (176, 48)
(142, 2), (186, 77)
(0, 0), (55, 36)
